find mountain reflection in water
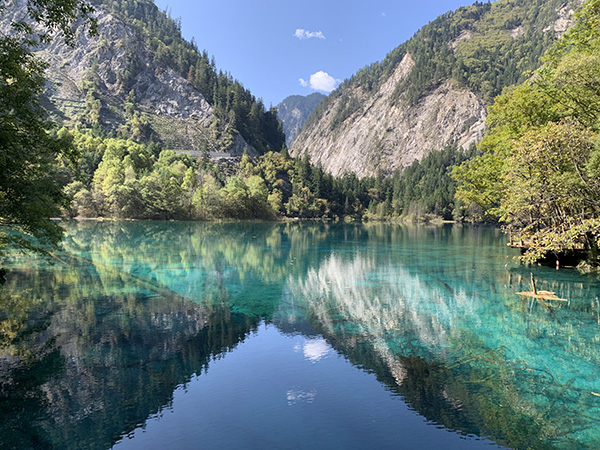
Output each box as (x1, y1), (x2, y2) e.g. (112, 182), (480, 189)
(0, 221), (599, 449)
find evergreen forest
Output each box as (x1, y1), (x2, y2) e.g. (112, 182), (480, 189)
(63, 129), (473, 223)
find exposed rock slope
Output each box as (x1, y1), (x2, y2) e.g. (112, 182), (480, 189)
(292, 0), (583, 178)
(1, 0), (256, 156)
(294, 55), (485, 177)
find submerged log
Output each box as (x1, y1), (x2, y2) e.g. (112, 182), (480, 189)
(516, 274), (567, 301)
(530, 272), (537, 295)
(516, 290), (568, 302)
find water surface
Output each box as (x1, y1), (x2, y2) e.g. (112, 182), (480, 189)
(1, 221), (599, 449)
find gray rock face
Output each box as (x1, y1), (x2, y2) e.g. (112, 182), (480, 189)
(546, 0), (584, 37)
(291, 54), (486, 178)
(136, 66), (212, 124)
(1, 0), (254, 156)
(290, 0), (582, 178)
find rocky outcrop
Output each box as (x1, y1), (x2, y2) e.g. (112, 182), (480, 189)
(43, 10), (212, 122)
(546, 0), (584, 37)
(291, 0), (582, 178)
(1, 0), (255, 156)
(292, 54), (486, 178)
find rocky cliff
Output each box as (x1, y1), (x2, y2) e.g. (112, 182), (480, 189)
(293, 54), (485, 177)
(291, 0), (583, 178)
(1, 0), (258, 156)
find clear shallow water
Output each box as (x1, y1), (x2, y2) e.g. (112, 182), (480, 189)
(0, 221), (599, 449)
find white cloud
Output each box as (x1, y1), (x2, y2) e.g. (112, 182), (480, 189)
(309, 71), (338, 92)
(294, 28), (326, 40)
(299, 71), (339, 92)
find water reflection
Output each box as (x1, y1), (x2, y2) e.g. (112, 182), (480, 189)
(297, 338), (334, 363)
(286, 388), (317, 405)
(279, 226), (600, 449)
(0, 235), (262, 449)
(0, 221), (599, 449)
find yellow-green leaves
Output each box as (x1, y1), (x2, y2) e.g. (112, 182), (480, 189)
(453, 0), (600, 265)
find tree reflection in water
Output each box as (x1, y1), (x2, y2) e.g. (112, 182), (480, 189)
(0, 221), (599, 449)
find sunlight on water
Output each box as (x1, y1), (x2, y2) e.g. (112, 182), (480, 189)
(1, 221), (599, 449)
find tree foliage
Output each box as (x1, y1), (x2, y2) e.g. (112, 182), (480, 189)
(64, 127), (471, 224)
(0, 0), (96, 256)
(453, 0), (600, 265)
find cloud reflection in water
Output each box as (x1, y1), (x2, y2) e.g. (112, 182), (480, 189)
(298, 338), (333, 363)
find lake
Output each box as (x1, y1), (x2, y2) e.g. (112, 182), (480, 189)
(1, 221), (599, 449)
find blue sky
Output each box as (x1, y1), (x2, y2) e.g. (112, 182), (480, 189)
(153, 0), (478, 106)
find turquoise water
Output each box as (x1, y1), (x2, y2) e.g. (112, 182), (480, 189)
(1, 221), (599, 449)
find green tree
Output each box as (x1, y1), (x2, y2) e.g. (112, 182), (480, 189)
(0, 0), (96, 256)
(453, 0), (600, 265)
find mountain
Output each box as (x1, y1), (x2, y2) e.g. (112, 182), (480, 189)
(277, 93), (325, 147)
(291, 0), (583, 178)
(0, 0), (285, 157)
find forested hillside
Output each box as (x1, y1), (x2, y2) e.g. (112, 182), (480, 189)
(0, 0), (285, 155)
(37, 0), (476, 224)
(292, 0), (583, 177)
(92, 0), (285, 154)
(453, 0), (600, 267)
